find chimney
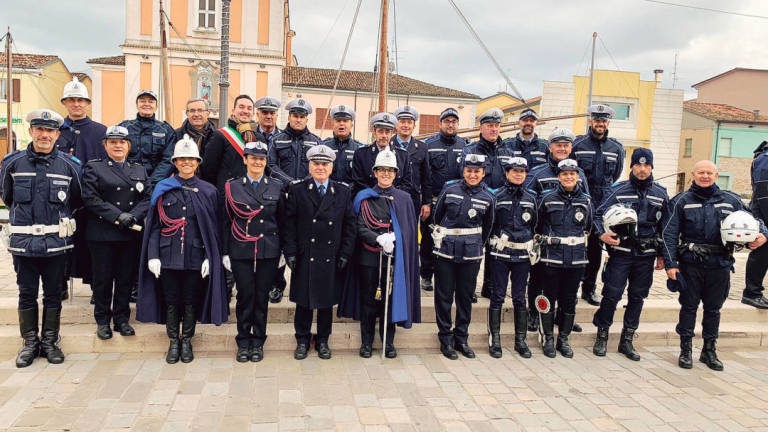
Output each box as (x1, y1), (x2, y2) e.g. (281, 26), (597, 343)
(653, 69), (664, 86)
(754, 110), (760, 120)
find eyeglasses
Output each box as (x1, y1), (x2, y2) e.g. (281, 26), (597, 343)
(376, 168), (397, 174)
(186, 108), (208, 114)
(441, 119), (459, 125)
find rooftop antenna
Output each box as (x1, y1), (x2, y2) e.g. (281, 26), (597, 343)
(672, 51), (679, 89)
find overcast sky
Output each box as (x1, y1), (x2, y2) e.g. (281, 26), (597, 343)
(5, 0), (768, 100)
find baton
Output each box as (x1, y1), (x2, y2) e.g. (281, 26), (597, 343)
(534, 294), (551, 346)
(381, 252), (393, 360)
(129, 224), (143, 232)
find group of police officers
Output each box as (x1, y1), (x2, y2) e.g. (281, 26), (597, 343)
(2, 76), (767, 372)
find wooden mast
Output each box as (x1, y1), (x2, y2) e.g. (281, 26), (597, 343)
(159, 0), (173, 122)
(377, 0), (389, 112)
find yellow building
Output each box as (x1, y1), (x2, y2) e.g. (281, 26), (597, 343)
(88, 0), (287, 128)
(0, 53), (91, 158)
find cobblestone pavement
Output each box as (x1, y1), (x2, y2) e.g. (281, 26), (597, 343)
(0, 347), (767, 432)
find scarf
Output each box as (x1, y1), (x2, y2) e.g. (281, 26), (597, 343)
(629, 173), (653, 189)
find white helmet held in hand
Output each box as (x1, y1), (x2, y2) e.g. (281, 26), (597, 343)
(720, 210), (760, 245)
(602, 204), (638, 237)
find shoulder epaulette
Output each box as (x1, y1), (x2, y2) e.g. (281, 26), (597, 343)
(60, 153), (82, 165)
(291, 179), (303, 185)
(2, 150), (21, 161)
(446, 179), (459, 185)
(335, 181), (351, 189)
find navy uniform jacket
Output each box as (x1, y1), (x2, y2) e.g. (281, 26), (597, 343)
(393, 136), (432, 208)
(662, 184), (768, 269)
(351, 144), (413, 197)
(0, 147), (83, 257)
(200, 118), (246, 194)
(82, 159), (150, 242)
(489, 183), (538, 262)
(267, 125), (321, 182)
(119, 114), (176, 185)
(524, 154), (591, 197)
(56, 116), (107, 163)
(424, 132), (467, 202)
(147, 176), (207, 270)
(504, 133), (549, 170)
(461, 136), (514, 189)
(283, 178), (356, 309)
(322, 134), (362, 185)
(752, 145), (768, 222)
(257, 125), (281, 149)
(222, 175), (286, 260)
(594, 177), (668, 257)
(536, 183), (593, 268)
(432, 180), (495, 263)
(572, 130), (625, 204)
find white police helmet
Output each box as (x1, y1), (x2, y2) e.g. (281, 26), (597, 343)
(720, 210), (760, 245)
(373, 150), (399, 172)
(602, 204), (638, 238)
(61, 77), (90, 102)
(171, 134), (202, 161)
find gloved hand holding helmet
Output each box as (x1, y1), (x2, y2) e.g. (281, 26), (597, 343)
(720, 210), (762, 247)
(601, 204), (637, 246)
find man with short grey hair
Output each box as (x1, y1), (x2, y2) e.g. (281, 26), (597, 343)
(175, 98), (219, 157)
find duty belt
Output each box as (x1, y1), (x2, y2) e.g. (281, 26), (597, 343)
(431, 226), (482, 236)
(678, 242), (731, 262)
(489, 235), (532, 251)
(540, 235), (587, 246)
(8, 224), (61, 235)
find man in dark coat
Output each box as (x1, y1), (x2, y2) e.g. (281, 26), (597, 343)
(283, 144), (356, 360)
(175, 98), (220, 157)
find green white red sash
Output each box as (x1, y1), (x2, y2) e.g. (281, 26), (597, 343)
(219, 126), (245, 157)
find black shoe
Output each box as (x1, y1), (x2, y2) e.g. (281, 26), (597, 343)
(385, 344), (397, 358)
(513, 308), (531, 359)
(581, 289), (600, 306)
(251, 346), (264, 362)
(90, 294), (95, 305)
(97, 324), (113, 340)
(699, 338), (724, 371)
(420, 276), (433, 292)
(359, 344), (372, 358)
(593, 327), (609, 357)
(166, 339), (180, 364)
(618, 328), (641, 361)
(61, 290), (69, 301)
(572, 323), (583, 333)
(471, 293), (478, 304)
(16, 309), (40, 368)
(488, 308), (503, 359)
(129, 284), (138, 303)
(40, 308), (65, 364)
(455, 343), (475, 359)
(114, 322), (135, 336)
(741, 295), (768, 309)
(236, 346), (250, 363)
(440, 344), (458, 360)
(294, 343), (309, 360)
(180, 339), (194, 363)
(679, 337), (693, 369)
(527, 309), (539, 333)
(316, 341), (332, 359)
(268, 286), (284, 304)
(556, 313), (575, 358)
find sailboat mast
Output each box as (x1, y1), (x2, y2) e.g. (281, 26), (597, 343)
(586, 31), (596, 133)
(159, 0), (173, 122)
(377, 0), (389, 112)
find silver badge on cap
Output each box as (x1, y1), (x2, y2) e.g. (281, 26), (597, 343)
(136, 182), (144, 193)
(639, 157), (647, 164)
(468, 208), (477, 218)
(57, 190), (67, 202)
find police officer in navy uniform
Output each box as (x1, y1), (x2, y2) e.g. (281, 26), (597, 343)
(82, 125), (150, 340)
(222, 140), (286, 363)
(487, 156), (537, 359)
(322, 105), (362, 185)
(254, 96), (282, 148)
(573, 104), (626, 306)
(351, 113), (413, 196)
(504, 109), (549, 169)
(743, 141), (768, 308)
(535, 159), (593, 358)
(431, 153), (495, 360)
(268, 98), (321, 183)
(591, 148), (668, 360)
(283, 145), (356, 360)
(420, 108), (467, 292)
(392, 105), (431, 217)
(1, 109), (83, 368)
(662, 160), (767, 371)
(463, 108), (514, 302)
(119, 90), (176, 186)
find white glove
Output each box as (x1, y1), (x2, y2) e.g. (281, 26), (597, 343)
(201, 259), (210, 278)
(148, 259), (161, 279)
(376, 232), (396, 255)
(222, 255), (231, 272)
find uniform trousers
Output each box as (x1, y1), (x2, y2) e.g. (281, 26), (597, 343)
(232, 257), (279, 348)
(540, 265), (585, 315)
(434, 258), (480, 347)
(358, 263), (395, 346)
(593, 255), (654, 329)
(581, 232), (603, 291)
(744, 243), (768, 299)
(294, 305), (332, 345)
(16, 255), (66, 310)
(676, 263), (730, 339)
(159, 270), (200, 307)
(489, 258), (530, 309)
(90, 240), (140, 326)
(418, 211), (435, 279)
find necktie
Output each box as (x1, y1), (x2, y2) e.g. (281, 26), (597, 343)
(318, 184), (326, 196)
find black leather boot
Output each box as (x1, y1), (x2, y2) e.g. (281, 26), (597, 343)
(678, 336), (693, 369)
(540, 311), (556, 358)
(593, 327), (609, 357)
(487, 308), (502, 359)
(165, 305), (180, 364)
(699, 338), (724, 371)
(40, 308), (65, 364)
(180, 305), (196, 363)
(556, 312), (575, 358)
(618, 328), (641, 361)
(513, 308), (531, 358)
(16, 308), (40, 368)
(527, 308), (539, 332)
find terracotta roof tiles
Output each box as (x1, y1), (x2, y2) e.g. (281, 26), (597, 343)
(684, 101), (768, 122)
(86, 55), (126, 66)
(0, 53), (60, 69)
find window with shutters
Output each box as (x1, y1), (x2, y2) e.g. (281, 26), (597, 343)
(315, 108), (334, 130)
(198, 0), (216, 29)
(0, 79), (20, 102)
(718, 137), (732, 157)
(418, 114), (440, 135)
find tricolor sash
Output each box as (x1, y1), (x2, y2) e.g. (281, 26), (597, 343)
(219, 126), (245, 157)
